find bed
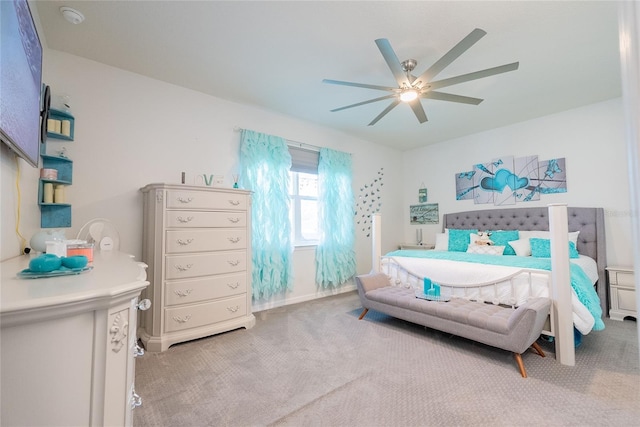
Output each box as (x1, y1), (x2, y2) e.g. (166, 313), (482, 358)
(371, 206), (606, 365)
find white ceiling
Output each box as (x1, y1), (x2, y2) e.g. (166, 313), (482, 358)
(33, 1), (622, 151)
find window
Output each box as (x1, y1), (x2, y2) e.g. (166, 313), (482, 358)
(289, 171), (319, 245)
(288, 145), (320, 246)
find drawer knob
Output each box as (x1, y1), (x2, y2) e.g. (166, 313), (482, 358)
(227, 217), (241, 223)
(177, 238), (194, 246)
(137, 299), (152, 311)
(177, 196), (194, 204)
(228, 260), (240, 267)
(227, 305), (240, 313)
(134, 344), (145, 357)
(227, 237), (241, 244)
(228, 199), (241, 206)
(174, 289), (193, 297)
(173, 314), (192, 323)
(175, 263), (193, 272)
(227, 282), (240, 289)
(131, 389), (143, 409)
(177, 216), (194, 223)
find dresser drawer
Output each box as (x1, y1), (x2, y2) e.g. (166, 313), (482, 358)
(164, 295), (247, 332)
(166, 190), (247, 210)
(611, 271), (635, 289)
(165, 229), (247, 253)
(164, 273), (247, 306)
(165, 252), (246, 279)
(166, 211), (246, 228)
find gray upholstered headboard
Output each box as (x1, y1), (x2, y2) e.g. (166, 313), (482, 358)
(443, 206), (607, 315)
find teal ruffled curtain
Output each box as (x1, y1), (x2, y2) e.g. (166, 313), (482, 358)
(239, 130), (293, 299)
(315, 148), (356, 288)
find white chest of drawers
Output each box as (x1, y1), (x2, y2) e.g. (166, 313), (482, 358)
(606, 266), (637, 321)
(139, 183), (255, 352)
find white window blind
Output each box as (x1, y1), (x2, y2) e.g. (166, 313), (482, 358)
(289, 146), (319, 174)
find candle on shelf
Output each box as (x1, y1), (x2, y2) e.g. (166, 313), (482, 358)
(43, 183), (53, 203)
(61, 120), (71, 137)
(47, 119), (56, 133)
(54, 185), (65, 203)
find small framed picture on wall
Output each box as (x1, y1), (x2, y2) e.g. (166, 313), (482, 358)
(410, 203), (439, 225)
(418, 187), (428, 203)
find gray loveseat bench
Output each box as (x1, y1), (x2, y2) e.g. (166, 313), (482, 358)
(355, 273), (552, 378)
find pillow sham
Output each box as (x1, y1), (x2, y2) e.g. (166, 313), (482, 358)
(519, 230), (580, 246)
(487, 230), (519, 255)
(466, 244), (506, 255)
(530, 238), (580, 258)
(434, 233), (448, 251)
(448, 229), (478, 252)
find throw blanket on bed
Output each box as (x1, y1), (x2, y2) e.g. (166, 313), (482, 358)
(385, 250), (604, 331)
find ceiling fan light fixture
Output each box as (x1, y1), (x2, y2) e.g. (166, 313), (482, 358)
(400, 89), (419, 103)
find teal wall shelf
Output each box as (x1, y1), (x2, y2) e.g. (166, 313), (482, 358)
(39, 104), (74, 228)
(40, 204), (72, 228)
(46, 109), (75, 140)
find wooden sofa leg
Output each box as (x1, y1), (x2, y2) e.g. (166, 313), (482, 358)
(531, 342), (546, 358)
(514, 353), (527, 378)
(358, 308), (369, 320)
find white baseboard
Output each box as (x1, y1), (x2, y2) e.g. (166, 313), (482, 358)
(252, 283), (357, 313)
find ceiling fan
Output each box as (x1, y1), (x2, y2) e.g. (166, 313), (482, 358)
(323, 28), (519, 126)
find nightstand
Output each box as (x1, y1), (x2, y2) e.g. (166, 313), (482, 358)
(606, 266), (637, 321)
(399, 243), (434, 250)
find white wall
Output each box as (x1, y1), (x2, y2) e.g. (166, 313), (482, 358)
(0, 49), (404, 311)
(402, 98), (633, 266)
(2, 48), (631, 311)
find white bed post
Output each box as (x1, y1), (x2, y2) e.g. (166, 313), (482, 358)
(371, 213), (382, 273)
(548, 203), (575, 366)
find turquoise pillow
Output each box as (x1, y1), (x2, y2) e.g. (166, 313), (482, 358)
(568, 241), (580, 258)
(488, 230), (519, 255)
(530, 238), (579, 259)
(448, 229), (478, 252)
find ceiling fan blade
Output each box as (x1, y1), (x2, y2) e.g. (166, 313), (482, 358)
(409, 99), (428, 123)
(428, 62), (519, 90)
(375, 39), (411, 87)
(330, 94), (398, 112)
(322, 79), (398, 92)
(422, 91), (483, 105)
(368, 99), (401, 126)
(416, 28), (487, 83)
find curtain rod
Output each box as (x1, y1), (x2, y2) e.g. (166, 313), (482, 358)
(233, 126), (321, 152)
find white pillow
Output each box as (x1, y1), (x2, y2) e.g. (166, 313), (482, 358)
(434, 233), (448, 251)
(509, 231), (581, 257)
(466, 244), (505, 255)
(508, 238), (532, 257)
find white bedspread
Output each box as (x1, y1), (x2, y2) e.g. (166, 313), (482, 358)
(382, 255), (599, 335)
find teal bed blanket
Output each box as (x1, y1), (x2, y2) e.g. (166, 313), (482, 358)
(385, 250), (604, 331)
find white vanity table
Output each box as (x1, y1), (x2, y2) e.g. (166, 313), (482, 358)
(1, 251), (149, 427)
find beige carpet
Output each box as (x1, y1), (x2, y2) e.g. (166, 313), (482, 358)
(134, 291), (639, 426)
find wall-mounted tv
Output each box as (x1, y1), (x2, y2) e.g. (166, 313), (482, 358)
(0, 0), (44, 168)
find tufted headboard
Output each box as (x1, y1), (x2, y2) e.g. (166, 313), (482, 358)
(443, 206), (607, 314)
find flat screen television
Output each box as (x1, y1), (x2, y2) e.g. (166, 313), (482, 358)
(0, 0), (44, 168)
